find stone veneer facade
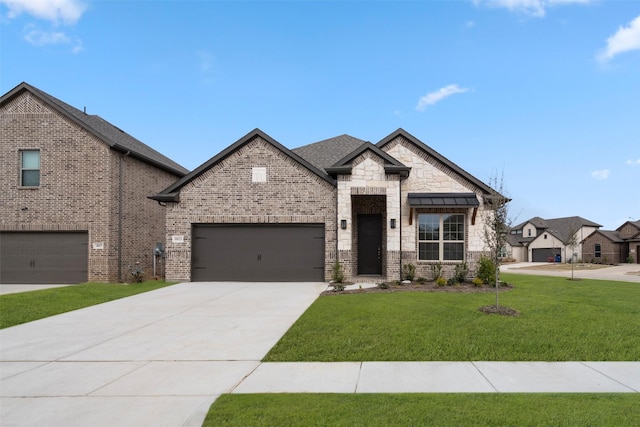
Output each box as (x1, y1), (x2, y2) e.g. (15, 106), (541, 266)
(1, 91), (181, 282)
(163, 136), (337, 282)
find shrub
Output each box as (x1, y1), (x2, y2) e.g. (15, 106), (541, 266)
(378, 282), (390, 289)
(435, 277), (447, 286)
(131, 262), (144, 283)
(477, 255), (496, 285)
(417, 277), (427, 284)
(332, 260), (345, 283)
(430, 262), (443, 281)
(454, 262), (468, 283)
(472, 277), (484, 287)
(446, 277), (457, 286)
(402, 263), (416, 281)
(331, 283), (345, 292)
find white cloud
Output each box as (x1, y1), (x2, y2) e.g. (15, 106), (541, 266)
(416, 84), (470, 111)
(472, 0), (592, 18)
(24, 27), (69, 46)
(627, 158), (640, 166)
(598, 15), (640, 62)
(591, 169), (610, 180)
(0, 0), (87, 25)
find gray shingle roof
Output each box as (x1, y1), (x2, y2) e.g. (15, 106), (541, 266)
(512, 216), (602, 244)
(292, 134), (366, 172)
(1, 82), (189, 177)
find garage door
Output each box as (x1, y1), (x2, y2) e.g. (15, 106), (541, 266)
(192, 224), (325, 282)
(0, 232), (88, 284)
(532, 248), (558, 263)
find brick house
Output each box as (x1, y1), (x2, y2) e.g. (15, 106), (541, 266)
(507, 216), (601, 263)
(151, 128), (501, 282)
(581, 220), (640, 264)
(0, 82), (188, 283)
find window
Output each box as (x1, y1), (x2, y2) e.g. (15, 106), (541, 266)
(20, 150), (40, 186)
(418, 214), (465, 261)
(595, 244), (601, 258)
(528, 229), (531, 237)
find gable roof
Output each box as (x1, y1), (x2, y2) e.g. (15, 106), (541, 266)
(516, 216), (602, 244)
(617, 220), (640, 232)
(324, 141), (411, 178)
(1, 82), (188, 177)
(292, 134), (366, 172)
(377, 128), (495, 195)
(582, 229), (625, 244)
(151, 128), (336, 202)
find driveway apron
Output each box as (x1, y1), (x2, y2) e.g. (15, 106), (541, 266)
(0, 282), (326, 427)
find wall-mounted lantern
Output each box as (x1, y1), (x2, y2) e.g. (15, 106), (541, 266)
(341, 219), (347, 230)
(390, 218), (396, 229)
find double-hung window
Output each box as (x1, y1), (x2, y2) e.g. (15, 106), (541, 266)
(418, 214), (465, 261)
(594, 244), (601, 258)
(20, 150), (40, 187)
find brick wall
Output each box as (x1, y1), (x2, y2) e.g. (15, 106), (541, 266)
(1, 91), (180, 282)
(581, 233), (622, 264)
(164, 136), (336, 282)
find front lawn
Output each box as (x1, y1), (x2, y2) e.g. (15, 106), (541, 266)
(0, 281), (175, 329)
(265, 274), (640, 361)
(205, 394), (640, 426)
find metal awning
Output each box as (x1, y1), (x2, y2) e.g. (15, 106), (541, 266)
(408, 193), (479, 208)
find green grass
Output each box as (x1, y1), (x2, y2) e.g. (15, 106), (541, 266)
(265, 274), (640, 361)
(0, 281), (175, 329)
(204, 394), (640, 426)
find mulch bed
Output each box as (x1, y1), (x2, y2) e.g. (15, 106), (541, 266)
(321, 281), (513, 296)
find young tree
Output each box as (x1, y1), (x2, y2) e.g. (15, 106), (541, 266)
(565, 224), (580, 281)
(482, 172), (513, 309)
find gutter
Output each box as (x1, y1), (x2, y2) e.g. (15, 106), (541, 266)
(118, 151), (131, 281)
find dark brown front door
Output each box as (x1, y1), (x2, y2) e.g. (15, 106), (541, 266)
(358, 214), (382, 275)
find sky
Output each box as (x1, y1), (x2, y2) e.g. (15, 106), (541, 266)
(1, 0), (638, 230)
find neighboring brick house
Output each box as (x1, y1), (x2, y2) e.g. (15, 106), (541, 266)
(152, 128), (502, 282)
(1, 82), (188, 284)
(507, 216), (601, 263)
(582, 220), (640, 264)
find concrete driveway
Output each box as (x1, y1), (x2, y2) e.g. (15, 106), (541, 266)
(0, 282), (326, 427)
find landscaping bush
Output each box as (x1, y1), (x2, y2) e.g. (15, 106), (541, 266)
(477, 255), (496, 284)
(435, 277), (447, 286)
(454, 262), (468, 283)
(430, 262), (443, 281)
(402, 263), (416, 281)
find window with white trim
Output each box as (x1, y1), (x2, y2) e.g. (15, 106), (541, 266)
(20, 150), (40, 187)
(418, 214), (465, 261)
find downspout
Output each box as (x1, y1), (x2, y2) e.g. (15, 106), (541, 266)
(335, 181), (339, 280)
(399, 176), (402, 280)
(118, 151), (131, 281)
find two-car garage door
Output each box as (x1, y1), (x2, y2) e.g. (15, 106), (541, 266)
(0, 232), (88, 284)
(191, 224), (325, 282)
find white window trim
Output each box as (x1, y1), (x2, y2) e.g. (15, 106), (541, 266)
(20, 149), (40, 187)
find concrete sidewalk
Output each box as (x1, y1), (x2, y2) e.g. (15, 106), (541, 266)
(233, 361), (640, 394)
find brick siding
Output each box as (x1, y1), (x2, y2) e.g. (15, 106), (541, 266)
(163, 136), (336, 282)
(1, 92), (180, 282)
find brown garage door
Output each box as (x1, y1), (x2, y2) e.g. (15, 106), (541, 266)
(0, 232), (88, 284)
(192, 224), (325, 282)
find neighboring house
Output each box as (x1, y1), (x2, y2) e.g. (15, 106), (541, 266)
(0, 82), (189, 284)
(151, 128), (502, 283)
(581, 220), (640, 264)
(507, 216), (601, 263)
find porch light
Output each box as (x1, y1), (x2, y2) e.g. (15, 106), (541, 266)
(390, 218), (396, 229)
(341, 220), (347, 230)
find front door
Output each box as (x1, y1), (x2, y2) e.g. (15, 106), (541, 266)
(358, 214), (382, 275)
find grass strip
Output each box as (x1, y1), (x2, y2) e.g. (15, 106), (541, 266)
(204, 393), (640, 427)
(0, 281), (175, 328)
(265, 274), (640, 361)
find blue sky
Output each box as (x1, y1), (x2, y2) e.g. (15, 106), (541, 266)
(1, 0), (638, 230)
